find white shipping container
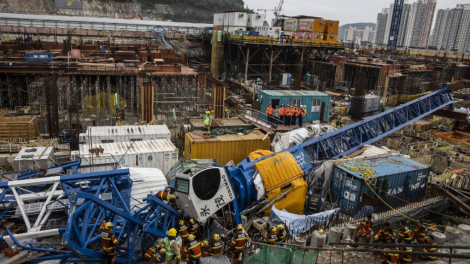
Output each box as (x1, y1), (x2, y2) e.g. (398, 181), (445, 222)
(13, 147), (54, 171)
(247, 14), (265, 28)
(128, 167), (168, 211)
(225, 26), (247, 34)
(255, 26), (281, 38)
(223, 12), (248, 27)
(86, 125), (171, 144)
(213, 13), (225, 26)
(74, 139), (178, 175)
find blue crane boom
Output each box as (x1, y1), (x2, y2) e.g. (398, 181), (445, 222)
(388, 0), (405, 51)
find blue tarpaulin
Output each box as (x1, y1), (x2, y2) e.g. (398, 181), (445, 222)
(269, 206), (340, 237)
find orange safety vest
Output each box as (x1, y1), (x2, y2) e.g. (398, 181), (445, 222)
(202, 244), (211, 257)
(180, 245), (190, 262)
(279, 107), (285, 116)
(292, 107), (298, 116)
(266, 106), (274, 115)
(156, 190), (171, 201)
(231, 231), (249, 252)
(399, 226), (412, 241)
(286, 108), (293, 116)
(413, 225), (428, 239)
(190, 222), (199, 235)
(301, 108), (307, 117)
(295, 108), (301, 117)
(424, 242), (438, 260)
(100, 228), (118, 254)
(178, 223), (189, 239)
(378, 227), (393, 240)
(265, 232), (278, 245)
(188, 240), (202, 260)
(387, 248), (400, 264)
(359, 219), (373, 233)
(277, 229), (287, 242)
(210, 240), (223, 256)
(399, 246), (412, 263)
(144, 247), (156, 260)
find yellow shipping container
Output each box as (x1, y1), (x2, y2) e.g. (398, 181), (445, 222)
(324, 33), (338, 42)
(325, 20), (339, 34)
(184, 130), (271, 165)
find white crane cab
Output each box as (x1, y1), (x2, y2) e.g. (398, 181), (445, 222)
(175, 167), (235, 223)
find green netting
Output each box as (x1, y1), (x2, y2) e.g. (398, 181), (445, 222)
(243, 244), (318, 264)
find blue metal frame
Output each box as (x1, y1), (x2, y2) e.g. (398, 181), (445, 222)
(388, 0), (405, 51)
(301, 87), (453, 161)
(17, 158), (81, 180)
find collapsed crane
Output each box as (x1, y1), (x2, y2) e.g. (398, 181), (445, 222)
(2, 88), (453, 263)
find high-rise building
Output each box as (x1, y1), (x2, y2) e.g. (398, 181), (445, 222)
(344, 26), (376, 43)
(431, 4), (470, 52)
(376, 8), (390, 45)
(344, 26), (356, 41)
(375, 0), (436, 48)
(368, 30), (377, 44)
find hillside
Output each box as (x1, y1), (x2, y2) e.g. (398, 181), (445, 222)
(338, 23), (376, 41)
(0, 0), (248, 23)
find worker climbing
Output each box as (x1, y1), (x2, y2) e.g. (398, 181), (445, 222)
(178, 219), (189, 241)
(99, 221), (119, 264)
(156, 188), (173, 202)
(355, 215), (373, 244)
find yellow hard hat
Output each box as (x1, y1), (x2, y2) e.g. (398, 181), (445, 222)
(189, 218), (195, 224)
(203, 240), (209, 247)
(205, 111), (210, 114)
(104, 222), (113, 229)
(159, 248), (166, 254)
(166, 188), (172, 193)
(277, 224), (285, 230)
(214, 234), (221, 241)
(237, 224), (244, 230)
(374, 234), (379, 241)
(271, 227), (277, 233)
(155, 243), (161, 249)
(319, 229), (324, 235)
(168, 228), (177, 237)
(179, 220), (185, 226)
(188, 234), (195, 241)
(170, 194), (176, 200)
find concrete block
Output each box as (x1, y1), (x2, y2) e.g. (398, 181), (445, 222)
(457, 224), (470, 235)
(444, 227), (460, 242)
(432, 231), (446, 245)
(343, 223), (358, 241)
(328, 227), (342, 244)
(313, 230), (326, 248)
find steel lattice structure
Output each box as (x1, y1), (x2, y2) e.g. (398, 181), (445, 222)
(388, 0), (405, 51)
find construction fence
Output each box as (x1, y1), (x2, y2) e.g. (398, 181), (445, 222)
(244, 242), (318, 264)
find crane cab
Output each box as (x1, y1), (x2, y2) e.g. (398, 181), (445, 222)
(175, 167), (235, 222)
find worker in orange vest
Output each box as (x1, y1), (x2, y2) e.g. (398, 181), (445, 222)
(265, 226), (278, 245)
(355, 215), (373, 244)
(291, 104), (299, 125)
(180, 243), (191, 263)
(412, 220), (428, 244)
(189, 218), (199, 238)
(143, 242), (160, 262)
(266, 103), (274, 123)
(419, 235), (438, 261)
(284, 104), (290, 126)
(156, 188), (173, 202)
(398, 240), (413, 263)
(99, 221), (119, 264)
(188, 234), (202, 264)
(299, 105), (307, 127)
(210, 234), (223, 256)
(397, 220), (413, 244)
(279, 104), (285, 123)
(386, 246), (400, 264)
(178, 220), (189, 241)
(201, 240), (210, 257)
(231, 224), (249, 264)
(277, 224), (287, 243)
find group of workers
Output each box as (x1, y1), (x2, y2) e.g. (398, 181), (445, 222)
(265, 103), (307, 127)
(141, 223), (249, 264)
(264, 224), (288, 245)
(355, 216), (438, 263)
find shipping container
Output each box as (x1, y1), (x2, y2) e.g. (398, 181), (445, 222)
(85, 125), (171, 144)
(325, 20), (340, 34)
(73, 139), (178, 174)
(330, 156), (429, 216)
(247, 14), (265, 28)
(255, 26), (282, 38)
(324, 33), (338, 42)
(184, 130), (271, 165)
(223, 12), (248, 27)
(13, 147), (54, 171)
(213, 13), (225, 26)
(350, 95), (380, 114)
(259, 90), (331, 123)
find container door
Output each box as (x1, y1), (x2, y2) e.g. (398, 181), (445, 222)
(320, 102), (326, 122)
(271, 99), (280, 108)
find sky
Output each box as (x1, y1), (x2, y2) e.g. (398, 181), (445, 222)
(244, 0), (464, 26)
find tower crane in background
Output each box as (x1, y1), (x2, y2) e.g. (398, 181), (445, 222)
(257, 0), (285, 25)
(387, 0), (405, 52)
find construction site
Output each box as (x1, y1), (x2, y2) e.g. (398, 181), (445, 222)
(0, 0), (470, 264)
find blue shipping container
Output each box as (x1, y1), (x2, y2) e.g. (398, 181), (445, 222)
(330, 156), (429, 216)
(259, 90), (331, 123)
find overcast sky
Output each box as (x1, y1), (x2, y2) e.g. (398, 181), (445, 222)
(244, 0), (464, 26)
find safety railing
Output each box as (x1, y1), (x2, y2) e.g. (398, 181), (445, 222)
(242, 106), (282, 130)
